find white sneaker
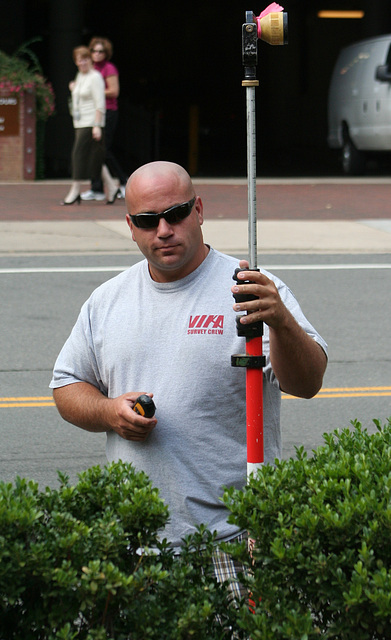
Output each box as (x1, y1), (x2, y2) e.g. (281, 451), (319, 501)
(80, 190), (106, 201)
(119, 185), (126, 199)
(80, 189), (95, 201)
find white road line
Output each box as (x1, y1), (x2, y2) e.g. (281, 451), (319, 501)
(265, 264), (391, 270)
(0, 266), (128, 274)
(0, 264), (390, 274)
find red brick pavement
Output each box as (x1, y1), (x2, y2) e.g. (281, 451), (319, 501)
(0, 181), (390, 221)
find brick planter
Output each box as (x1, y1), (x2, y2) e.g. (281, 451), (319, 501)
(0, 89), (36, 180)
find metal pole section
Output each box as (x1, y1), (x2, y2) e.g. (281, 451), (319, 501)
(242, 13), (259, 271)
(246, 85), (258, 271)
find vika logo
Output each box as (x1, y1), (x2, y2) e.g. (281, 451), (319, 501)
(187, 314), (224, 335)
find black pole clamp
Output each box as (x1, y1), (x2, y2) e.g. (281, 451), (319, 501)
(242, 12), (258, 83)
(231, 353), (265, 368)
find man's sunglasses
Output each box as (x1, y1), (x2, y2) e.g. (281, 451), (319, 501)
(130, 197), (196, 229)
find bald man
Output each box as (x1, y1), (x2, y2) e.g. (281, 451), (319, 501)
(51, 161), (327, 595)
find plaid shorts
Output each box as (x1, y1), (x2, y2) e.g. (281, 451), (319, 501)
(211, 531), (249, 603)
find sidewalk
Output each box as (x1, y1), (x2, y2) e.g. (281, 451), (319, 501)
(2, 218), (391, 255)
(1, 179), (391, 254)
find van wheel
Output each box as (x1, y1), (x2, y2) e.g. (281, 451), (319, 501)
(342, 136), (365, 175)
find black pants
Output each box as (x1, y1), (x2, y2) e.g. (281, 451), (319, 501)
(72, 127), (105, 183)
(91, 109), (127, 192)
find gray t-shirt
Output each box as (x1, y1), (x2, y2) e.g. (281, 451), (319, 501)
(51, 248), (327, 547)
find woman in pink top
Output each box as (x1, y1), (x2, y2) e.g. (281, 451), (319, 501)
(81, 37), (128, 202)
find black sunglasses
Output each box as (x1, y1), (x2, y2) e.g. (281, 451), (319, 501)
(130, 197), (196, 229)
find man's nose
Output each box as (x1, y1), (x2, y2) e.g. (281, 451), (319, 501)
(156, 217), (173, 236)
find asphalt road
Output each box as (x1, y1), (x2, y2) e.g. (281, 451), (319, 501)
(1, 251), (390, 489)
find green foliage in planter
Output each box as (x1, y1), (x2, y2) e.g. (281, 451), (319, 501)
(0, 38), (55, 121)
(0, 38), (55, 178)
(0, 461), (243, 639)
(223, 418), (391, 640)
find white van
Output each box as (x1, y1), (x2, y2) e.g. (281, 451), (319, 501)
(328, 34), (391, 174)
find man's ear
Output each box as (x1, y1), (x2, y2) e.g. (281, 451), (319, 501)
(195, 196), (204, 225)
(126, 214), (136, 242)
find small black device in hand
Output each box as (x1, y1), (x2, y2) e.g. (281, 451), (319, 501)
(133, 394), (156, 418)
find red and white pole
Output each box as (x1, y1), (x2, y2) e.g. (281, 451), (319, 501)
(232, 5), (287, 478)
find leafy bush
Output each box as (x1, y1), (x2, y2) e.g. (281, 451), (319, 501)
(0, 461), (243, 639)
(223, 418), (391, 640)
(4, 419), (391, 639)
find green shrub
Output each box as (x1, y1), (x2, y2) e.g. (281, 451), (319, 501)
(223, 418), (391, 640)
(0, 461), (243, 639)
(4, 420), (391, 639)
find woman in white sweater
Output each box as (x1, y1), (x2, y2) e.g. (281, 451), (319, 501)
(62, 46), (117, 205)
